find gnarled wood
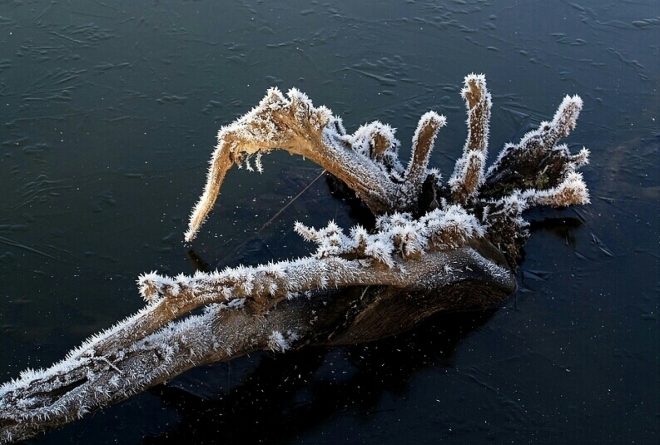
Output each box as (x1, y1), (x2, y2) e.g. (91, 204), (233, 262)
(0, 74), (589, 444)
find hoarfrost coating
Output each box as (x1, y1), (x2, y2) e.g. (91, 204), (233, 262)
(0, 74), (591, 444)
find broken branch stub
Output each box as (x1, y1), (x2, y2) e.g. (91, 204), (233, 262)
(449, 73), (492, 204)
(0, 74), (591, 444)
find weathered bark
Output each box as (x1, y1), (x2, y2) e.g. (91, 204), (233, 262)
(0, 245), (514, 443)
(0, 74), (590, 444)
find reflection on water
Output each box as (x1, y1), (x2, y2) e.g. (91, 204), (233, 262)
(145, 310), (498, 445)
(0, 0), (658, 443)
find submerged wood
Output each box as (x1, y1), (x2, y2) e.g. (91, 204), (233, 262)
(0, 74), (590, 444)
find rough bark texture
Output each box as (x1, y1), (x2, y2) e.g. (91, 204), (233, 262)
(0, 74), (590, 444)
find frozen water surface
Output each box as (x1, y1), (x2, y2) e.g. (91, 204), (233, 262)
(0, 0), (657, 443)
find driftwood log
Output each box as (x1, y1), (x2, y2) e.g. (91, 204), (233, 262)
(0, 74), (590, 443)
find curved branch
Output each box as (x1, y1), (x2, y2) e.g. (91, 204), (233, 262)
(184, 88), (449, 242)
(184, 88), (402, 241)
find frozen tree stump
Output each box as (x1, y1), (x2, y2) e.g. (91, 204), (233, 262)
(0, 74), (590, 444)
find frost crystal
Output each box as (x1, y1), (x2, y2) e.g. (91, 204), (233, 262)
(0, 74), (592, 444)
(449, 73), (491, 203)
(268, 330), (298, 352)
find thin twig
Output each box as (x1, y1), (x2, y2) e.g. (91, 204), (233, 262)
(257, 169), (326, 233)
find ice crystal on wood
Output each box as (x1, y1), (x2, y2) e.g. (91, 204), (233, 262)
(0, 74), (591, 444)
(449, 73), (491, 203)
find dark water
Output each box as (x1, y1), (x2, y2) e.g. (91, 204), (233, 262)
(1, 0), (658, 443)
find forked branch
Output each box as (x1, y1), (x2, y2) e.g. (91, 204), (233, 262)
(0, 74), (591, 444)
(185, 90), (448, 242)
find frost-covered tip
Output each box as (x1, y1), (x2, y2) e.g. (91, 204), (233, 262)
(572, 147), (590, 168)
(294, 220), (320, 243)
(349, 225), (369, 247)
(412, 111), (446, 146)
(137, 271), (163, 303)
(449, 150), (487, 197)
(364, 238), (395, 267)
(449, 74), (491, 202)
(417, 206), (484, 249)
(551, 94), (583, 138)
(461, 73), (489, 109)
(184, 139), (234, 242)
(524, 172), (590, 207)
(286, 87), (333, 130)
(268, 330), (298, 352)
(254, 152), (264, 173)
(392, 224), (424, 257)
(295, 220), (354, 259)
(287, 87), (310, 105)
(137, 271), (184, 303)
(260, 86), (286, 108)
(351, 120), (399, 159)
(406, 111), (446, 184)
(461, 73), (491, 150)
